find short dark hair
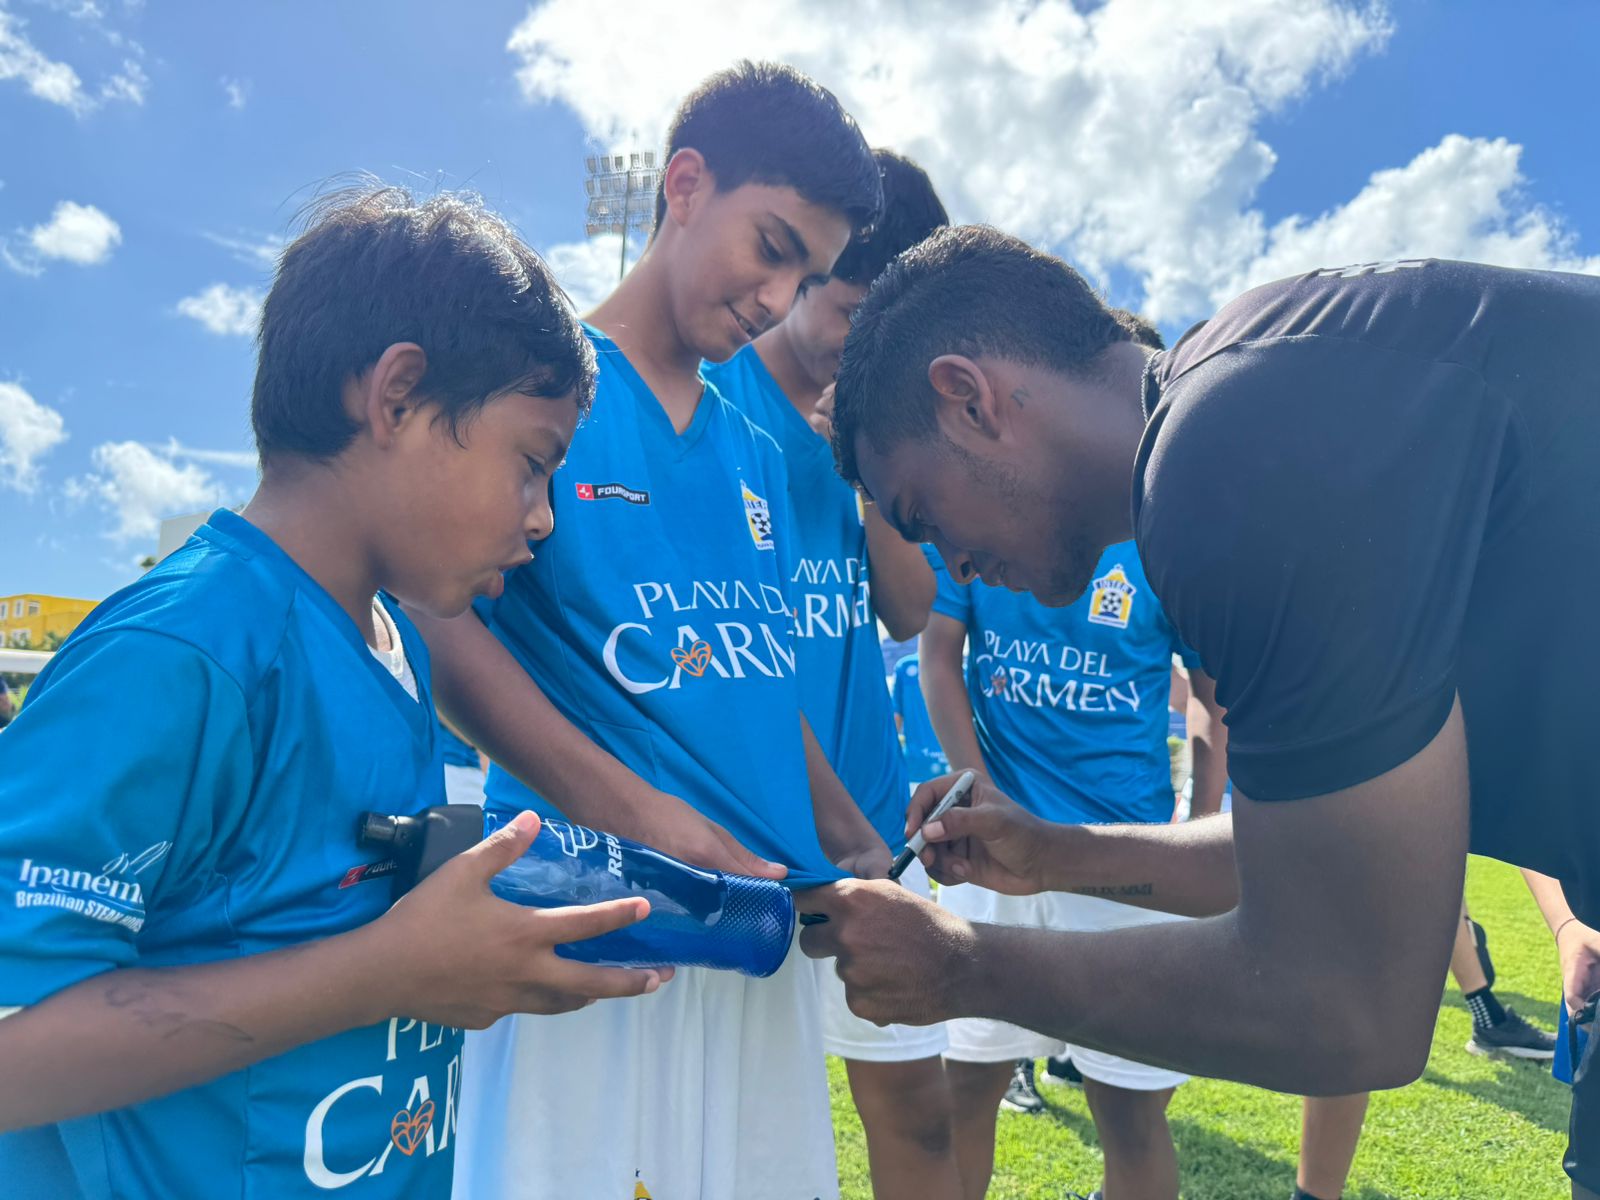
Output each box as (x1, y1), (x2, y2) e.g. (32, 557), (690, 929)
(1110, 308), (1164, 350)
(252, 184), (595, 463)
(832, 225), (1128, 485)
(829, 149), (948, 286)
(652, 61), (881, 234)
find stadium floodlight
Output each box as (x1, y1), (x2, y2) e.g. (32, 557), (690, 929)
(583, 148), (664, 282)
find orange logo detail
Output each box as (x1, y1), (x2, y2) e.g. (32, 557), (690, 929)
(671, 640), (713, 678)
(389, 1099), (435, 1156)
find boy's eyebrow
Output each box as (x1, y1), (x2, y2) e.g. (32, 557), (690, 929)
(771, 214), (811, 266)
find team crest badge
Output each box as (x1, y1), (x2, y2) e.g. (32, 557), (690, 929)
(1087, 564), (1136, 629)
(742, 480), (774, 551)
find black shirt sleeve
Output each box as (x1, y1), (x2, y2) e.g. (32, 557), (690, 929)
(1135, 334), (1511, 801)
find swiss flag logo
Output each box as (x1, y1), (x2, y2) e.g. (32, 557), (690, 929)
(575, 483), (595, 501)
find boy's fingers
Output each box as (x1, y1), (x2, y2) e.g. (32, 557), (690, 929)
(904, 777), (946, 837)
(537, 896), (652, 944)
(717, 827), (788, 880)
(464, 810), (540, 878)
(539, 960), (673, 1002)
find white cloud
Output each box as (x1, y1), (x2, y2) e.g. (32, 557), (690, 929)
(0, 381), (68, 492)
(200, 229), (284, 270)
(1221, 134), (1600, 300)
(99, 56), (145, 105)
(221, 75), (247, 109)
(153, 437), (257, 470)
(540, 233), (640, 314)
(0, 8), (90, 112)
(26, 200), (121, 264)
(506, 0), (1599, 323)
(75, 441), (229, 542)
(176, 283), (263, 336)
(0, 6), (145, 113)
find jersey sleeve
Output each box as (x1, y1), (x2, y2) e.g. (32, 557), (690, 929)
(924, 545), (973, 625)
(1135, 337), (1509, 801)
(0, 630), (253, 1006)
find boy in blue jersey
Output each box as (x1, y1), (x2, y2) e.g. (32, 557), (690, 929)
(0, 187), (669, 1199)
(413, 64), (889, 1199)
(918, 541), (1224, 1200)
(705, 149), (960, 1200)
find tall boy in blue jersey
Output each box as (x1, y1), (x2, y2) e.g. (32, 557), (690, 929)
(706, 149), (961, 1200)
(416, 64), (889, 1199)
(920, 542), (1222, 1200)
(0, 187), (668, 1198)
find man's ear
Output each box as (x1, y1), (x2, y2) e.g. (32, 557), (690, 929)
(928, 354), (1003, 443)
(354, 343), (428, 449)
(660, 148), (713, 230)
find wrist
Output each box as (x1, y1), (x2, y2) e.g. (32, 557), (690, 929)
(942, 916), (993, 1021)
(1555, 915), (1583, 946)
(339, 920), (415, 1028)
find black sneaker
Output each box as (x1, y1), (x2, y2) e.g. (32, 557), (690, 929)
(1042, 1054), (1083, 1087)
(1468, 916), (1496, 989)
(1466, 1007), (1556, 1060)
(1000, 1058), (1046, 1114)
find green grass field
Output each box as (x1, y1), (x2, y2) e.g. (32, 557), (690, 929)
(828, 856), (1572, 1198)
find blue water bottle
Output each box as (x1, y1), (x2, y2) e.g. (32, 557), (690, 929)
(357, 805), (794, 978)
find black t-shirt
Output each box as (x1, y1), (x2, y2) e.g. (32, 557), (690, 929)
(1133, 259), (1600, 922)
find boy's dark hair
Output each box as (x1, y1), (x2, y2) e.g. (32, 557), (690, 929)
(829, 149), (949, 287)
(832, 225), (1128, 486)
(1110, 308), (1165, 350)
(652, 61), (881, 234)
(252, 184), (595, 463)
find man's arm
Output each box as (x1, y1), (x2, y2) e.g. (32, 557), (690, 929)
(1186, 668), (1229, 818)
(802, 714), (891, 877)
(862, 503), (935, 641)
(407, 608), (783, 878)
(909, 773), (1239, 915)
(918, 611), (988, 778)
(0, 814), (664, 1132)
(804, 701), (1470, 1095)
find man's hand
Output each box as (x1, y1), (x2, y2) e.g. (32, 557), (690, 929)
(370, 812), (674, 1028)
(1557, 917), (1600, 1016)
(908, 772), (1049, 894)
(796, 878), (979, 1026)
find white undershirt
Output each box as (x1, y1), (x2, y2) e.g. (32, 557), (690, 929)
(369, 598), (419, 702)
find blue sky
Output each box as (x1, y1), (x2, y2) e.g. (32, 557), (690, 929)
(3, 0), (1597, 601)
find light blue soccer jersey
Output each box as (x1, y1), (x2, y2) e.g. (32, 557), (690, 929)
(892, 653), (949, 787)
(0, 509), (462, 1199)
(930, 542), (1197, 825)
(479, 329), (841, 886)
(704, 347), (908, 847)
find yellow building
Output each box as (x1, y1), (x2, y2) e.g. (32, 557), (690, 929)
(0, 593), (97, 648)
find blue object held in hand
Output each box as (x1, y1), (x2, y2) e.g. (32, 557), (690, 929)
(358, 805), (794, 977)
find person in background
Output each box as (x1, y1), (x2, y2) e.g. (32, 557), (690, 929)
(0, 677), (13, 729)
(893, 650), (949, 788)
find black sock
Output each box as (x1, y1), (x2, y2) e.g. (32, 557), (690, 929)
(1293, 1188), (1337, 1200)
(1464, 985), (1507, 1030)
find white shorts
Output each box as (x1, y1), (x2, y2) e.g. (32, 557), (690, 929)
(442, 763), (486, 807)
(937, 883), (1191, 1092)
(452, 932), (837, 1200)
(811, 856), (949, 1063)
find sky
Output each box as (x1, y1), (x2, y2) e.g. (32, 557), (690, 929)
(3, 0), (1598, 601)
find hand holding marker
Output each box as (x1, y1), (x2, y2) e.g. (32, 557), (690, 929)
(889, 770), (977, 881)
(796, 771), (977, 927)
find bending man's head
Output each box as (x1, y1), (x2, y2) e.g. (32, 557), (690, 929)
(832, 225), (1150, 607)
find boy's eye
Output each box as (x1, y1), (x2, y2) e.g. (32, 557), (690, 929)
(524, 456), (545, 476)
(760, 235), (783, 264)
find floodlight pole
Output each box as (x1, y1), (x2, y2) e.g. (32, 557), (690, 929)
(618, 171), (633, 283)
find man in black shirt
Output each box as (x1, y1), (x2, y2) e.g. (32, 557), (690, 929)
(800, 227), (1600, 1194)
